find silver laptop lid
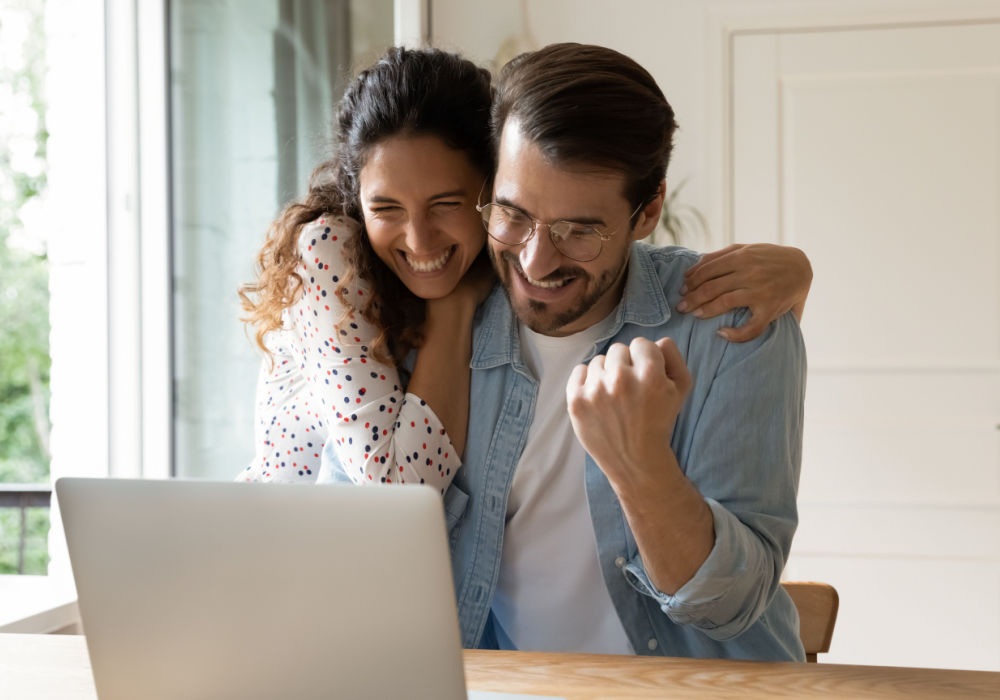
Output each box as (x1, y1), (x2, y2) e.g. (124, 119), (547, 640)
(56, 478), (467, 700)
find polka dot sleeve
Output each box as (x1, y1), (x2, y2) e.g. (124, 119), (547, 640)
(239, 215), (463, 492)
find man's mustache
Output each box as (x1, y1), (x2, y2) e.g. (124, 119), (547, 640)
(498, 250), (587, 284)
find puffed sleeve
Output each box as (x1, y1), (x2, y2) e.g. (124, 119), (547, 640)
(288, 215), (463, 493)
(239, 216), (464, 489)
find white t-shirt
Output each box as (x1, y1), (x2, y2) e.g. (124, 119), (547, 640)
(491, 316), (634, 654)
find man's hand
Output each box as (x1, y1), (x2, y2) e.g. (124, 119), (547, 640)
(567, 337), (712, 594)
(566, 337), (692, 492)
(677, 244), (812, 342)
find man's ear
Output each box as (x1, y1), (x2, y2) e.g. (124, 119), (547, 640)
(629, 179), (666, 242)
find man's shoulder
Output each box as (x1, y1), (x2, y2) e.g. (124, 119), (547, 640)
(637, 240), (702, 265)
(633, 241), (701, 292)
(619, 242), (703, 329)
(628, 242), (804, 370)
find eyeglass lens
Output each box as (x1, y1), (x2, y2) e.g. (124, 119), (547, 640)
(480, 204), (602, 262)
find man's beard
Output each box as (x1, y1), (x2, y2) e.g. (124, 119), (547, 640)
(489, 247), (626, 335)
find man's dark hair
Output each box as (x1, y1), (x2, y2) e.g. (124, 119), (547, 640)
(492, 42), (677, 212)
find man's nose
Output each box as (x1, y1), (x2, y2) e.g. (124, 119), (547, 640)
(519, 225), (562, 281)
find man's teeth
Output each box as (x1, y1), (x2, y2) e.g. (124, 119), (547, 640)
(405, 248), (452, 272)
(523, 271), (569, 289)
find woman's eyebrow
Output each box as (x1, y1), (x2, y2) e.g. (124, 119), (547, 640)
(427, 189), (467, 200)
(366, 189), (468, 205)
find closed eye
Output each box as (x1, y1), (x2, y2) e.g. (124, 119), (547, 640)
(497, 207), (530, 223)
(368, 206), (405, 219)
(552, 223), (601, 239)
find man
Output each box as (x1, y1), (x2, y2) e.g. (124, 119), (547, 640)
(446, 43), (806, 661)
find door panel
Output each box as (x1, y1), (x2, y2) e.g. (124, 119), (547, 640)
(734, 21), (1000, 670)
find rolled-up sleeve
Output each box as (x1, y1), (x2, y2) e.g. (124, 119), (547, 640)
(623, 310), (806, 640)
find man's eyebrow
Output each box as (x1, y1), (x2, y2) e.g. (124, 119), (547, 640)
(366, 189), (468, 205)
(494, 194), (607, 227)
(494, 194), (528, 213)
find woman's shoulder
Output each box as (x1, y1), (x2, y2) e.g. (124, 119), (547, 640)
(295, 213), (362, 270)
(296, 213), (361, 248)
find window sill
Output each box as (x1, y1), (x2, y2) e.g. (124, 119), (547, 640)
(0, 575), (80, 633)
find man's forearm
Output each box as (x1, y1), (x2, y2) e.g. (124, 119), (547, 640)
(609, 450), (715, 595)
(567, 337), (714, 594)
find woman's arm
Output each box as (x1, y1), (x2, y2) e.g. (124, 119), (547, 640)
(406, 256), (494, 458)
(239, 346), (322, 483)
(676, 244), (812, 342)
(245, 215), (464, 491)
(406, 295), (476, 458)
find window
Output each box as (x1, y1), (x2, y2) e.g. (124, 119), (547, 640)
(0, 0), (51, 575)
(169, 0), (393, 480)
(8, 0), (411, 618)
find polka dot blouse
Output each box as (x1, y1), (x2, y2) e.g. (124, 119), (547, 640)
(238, 215), (462, 492)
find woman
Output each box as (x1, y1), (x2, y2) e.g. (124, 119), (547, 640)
(237, 47), (811, 490)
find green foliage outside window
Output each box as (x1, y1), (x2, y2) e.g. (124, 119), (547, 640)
(0, 0), (51, 574)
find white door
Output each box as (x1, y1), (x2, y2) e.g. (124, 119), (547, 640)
(733, 21), (1000, 670)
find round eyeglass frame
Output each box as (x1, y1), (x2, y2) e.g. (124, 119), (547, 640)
(475, 183), (644, 263)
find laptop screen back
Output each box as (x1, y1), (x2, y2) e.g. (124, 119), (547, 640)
(57, 478), (467, 700)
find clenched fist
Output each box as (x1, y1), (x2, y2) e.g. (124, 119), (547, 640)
(566, 337), (692, 491)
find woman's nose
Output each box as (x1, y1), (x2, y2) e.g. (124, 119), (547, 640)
(402, 213), (437, 253)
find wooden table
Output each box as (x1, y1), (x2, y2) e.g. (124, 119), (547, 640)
(465, 649), (1000, 698)
(2, 634), (998, 699)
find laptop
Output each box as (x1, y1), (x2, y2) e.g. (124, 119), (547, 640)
(57, 478), (472, 700)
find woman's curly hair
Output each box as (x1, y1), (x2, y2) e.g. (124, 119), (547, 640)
(239, 46), (494, 365)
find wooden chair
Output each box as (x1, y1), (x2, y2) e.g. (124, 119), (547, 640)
(781, 581), (839, 662)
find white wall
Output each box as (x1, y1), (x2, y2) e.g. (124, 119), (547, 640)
(431, 0), (1000, 249)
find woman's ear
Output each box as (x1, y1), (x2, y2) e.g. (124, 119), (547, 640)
(629, 179), (666, 242)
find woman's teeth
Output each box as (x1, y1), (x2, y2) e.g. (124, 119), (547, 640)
(404, 248), (452, 272)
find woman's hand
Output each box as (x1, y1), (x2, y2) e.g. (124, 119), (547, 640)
(424, 252), (496, 324)
(677, 244), (812, 342)
(454, 252), (498, 307)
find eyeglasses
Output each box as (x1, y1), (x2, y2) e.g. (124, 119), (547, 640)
(476, 188), (644, 263)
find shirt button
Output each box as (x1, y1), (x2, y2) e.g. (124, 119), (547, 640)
(647, 638), (658, 651)
(614, 556), (626, 568)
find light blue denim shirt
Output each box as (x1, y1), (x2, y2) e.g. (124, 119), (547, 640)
(323, 242), (807, 662)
